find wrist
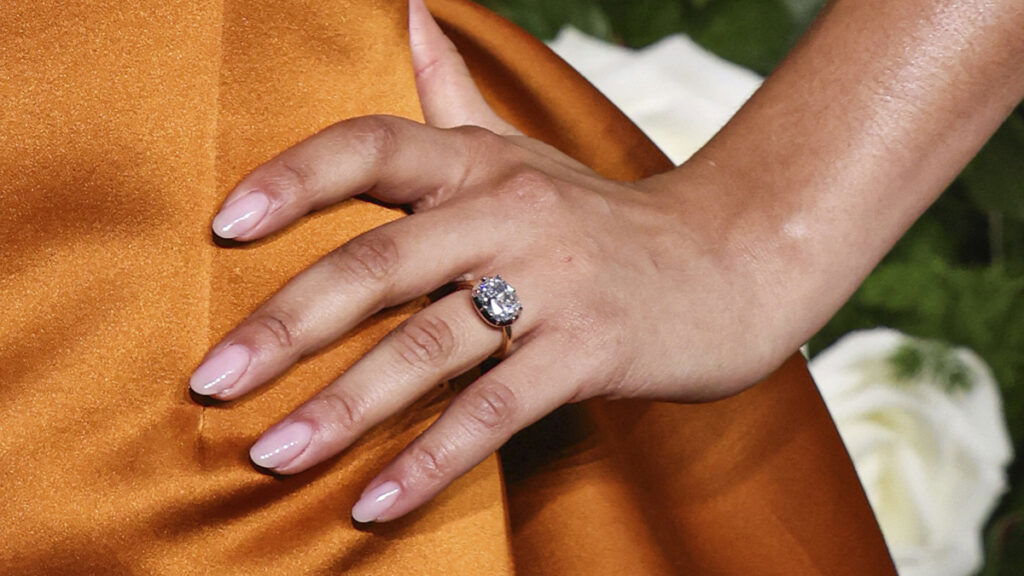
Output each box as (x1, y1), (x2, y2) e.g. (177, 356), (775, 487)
(642, 160), (814, 383)
(652, 154), (858, 372)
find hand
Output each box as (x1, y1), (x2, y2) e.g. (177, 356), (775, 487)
(188, 0), (788, 524)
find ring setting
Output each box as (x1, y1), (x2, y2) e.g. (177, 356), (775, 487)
(468, 275), (522, 327)
(454, 275), (521, 359)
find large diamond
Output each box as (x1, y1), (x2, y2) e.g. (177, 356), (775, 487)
(471, 275), (522, 327)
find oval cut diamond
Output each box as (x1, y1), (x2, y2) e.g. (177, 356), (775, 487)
(471, 275), (522, 327)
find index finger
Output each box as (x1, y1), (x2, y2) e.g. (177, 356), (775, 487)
(212, 115), (513, 241)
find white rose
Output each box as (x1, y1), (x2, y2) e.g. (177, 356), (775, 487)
(809, 328), (1013, 576)
(547, 26), (762, 164)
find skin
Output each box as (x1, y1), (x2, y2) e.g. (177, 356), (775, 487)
(188, 0), (1024, 524)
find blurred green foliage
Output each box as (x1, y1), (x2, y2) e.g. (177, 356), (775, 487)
(887, 337), (975, 393)
(479, 0), (1024, 573)
(477, 0), (821, 74)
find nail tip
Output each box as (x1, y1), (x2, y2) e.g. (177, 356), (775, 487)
(211, 192), (269, 239)
(188, 377), (218, 397)
(350, 511), (377, 524)
(190, 344), (252, 396)
(188, 376), (214, 395)
(351, 481), (401, 525)
(248, 421), (314, 470)
(249, 448), (279, 467)
(211, 221), (238, 239)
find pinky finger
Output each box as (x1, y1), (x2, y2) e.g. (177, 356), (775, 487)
(351, 339), (580, 523)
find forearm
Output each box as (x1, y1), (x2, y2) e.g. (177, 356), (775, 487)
(654, 0), (1024, 358)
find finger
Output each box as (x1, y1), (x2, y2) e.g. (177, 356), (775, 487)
(189, 204), (524, 400)
(408, 0), (519, 134)
(212, 115), (513, 241)
(245, 290), (507, 473)
(349, 339), (583, 523)
(406, 2), (597, 177)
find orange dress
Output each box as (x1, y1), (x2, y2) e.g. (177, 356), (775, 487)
(0, 1), (898, 574)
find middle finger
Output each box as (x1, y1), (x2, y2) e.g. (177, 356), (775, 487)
(188, 203), (507, 400)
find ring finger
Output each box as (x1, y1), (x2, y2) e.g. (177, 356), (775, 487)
(245, 286), (520, 474)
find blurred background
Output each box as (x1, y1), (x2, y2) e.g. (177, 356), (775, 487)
(475, 1), (1024, 574)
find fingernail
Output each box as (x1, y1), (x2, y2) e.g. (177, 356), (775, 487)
(249, 421), (314, 469)
(352, 481), (401, 523)
(189, 344), (251, 395)
(212, 192), (269, 238)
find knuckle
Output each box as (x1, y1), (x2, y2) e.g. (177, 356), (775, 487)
(392, 314), (458, 370)
(347, 115), (400, 172)
(328, 230), (400, 286)
(454, 125), (523, 173)
(448, 125), (507, 189)
(307, 388), (366, 436)
(452, 124), (502, 149)
(408, 443), (451, 482)
(498, 167), (562, 209)
(255, 156), (311, 206)
(460, 378), (518, 433)
(410, 189), (444, 212)
(249, 309), (301, 352)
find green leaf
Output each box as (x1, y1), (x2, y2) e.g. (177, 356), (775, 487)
(962, 113), (1024, 221)
(983, 510), (1024, 576)
(595, 0), (686, 47)
(779, 0), (826, 27)
(687, 0), (797, 74)
(887, 337), (974, 393)
(476, 0), (614, 41)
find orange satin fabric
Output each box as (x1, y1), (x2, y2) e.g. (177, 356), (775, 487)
(0, 0), (897, 574)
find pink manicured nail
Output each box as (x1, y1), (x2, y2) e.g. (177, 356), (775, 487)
(352, 481), (401, 523)
(212, 192), (269, 238)
(249, 421), (313, 470)
(189, 344), (251, 395)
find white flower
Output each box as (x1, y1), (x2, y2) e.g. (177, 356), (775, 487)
(809, 328), (1013, 576)
(547, 26), (763, 164)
